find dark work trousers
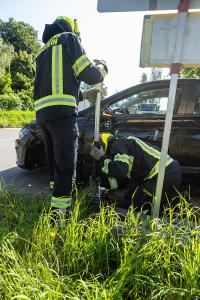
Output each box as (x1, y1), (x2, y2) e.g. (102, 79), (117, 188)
(41, 116), (78, 202)
(107, 160), (181, 215)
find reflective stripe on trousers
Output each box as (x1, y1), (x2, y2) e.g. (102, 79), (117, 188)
(51, 195), (72, 209)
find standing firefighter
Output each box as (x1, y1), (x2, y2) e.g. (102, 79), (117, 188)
(34, 16), (107, 219)
(90, 134), (181, 215)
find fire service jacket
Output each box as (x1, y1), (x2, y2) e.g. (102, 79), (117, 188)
(100, 136), (174, 190)
(34, 32), (103, 123)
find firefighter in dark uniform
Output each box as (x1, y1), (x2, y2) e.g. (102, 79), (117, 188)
(90, 133), (181, 214)
(34, 16), (107, 216)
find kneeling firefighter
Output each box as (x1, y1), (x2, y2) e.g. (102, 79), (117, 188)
(90, 133), (181, 214)
(34, 16), (107, 219)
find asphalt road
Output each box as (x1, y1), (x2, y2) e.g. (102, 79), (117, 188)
(0, 128), (49, 195)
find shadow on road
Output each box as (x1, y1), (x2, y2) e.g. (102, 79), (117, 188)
(0, 167), (49, 195)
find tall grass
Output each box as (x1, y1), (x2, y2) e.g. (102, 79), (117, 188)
(0, 185), (199, 299)
(0, 110), (35, 127)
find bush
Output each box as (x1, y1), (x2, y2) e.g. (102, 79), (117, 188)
(0, 110), (35, 127)
(17, 92), (34, 111)
(0, 73), (13, 94)
(0, 94), (22, 110)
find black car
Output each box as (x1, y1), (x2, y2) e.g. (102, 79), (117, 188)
(15, 79), (200, 182)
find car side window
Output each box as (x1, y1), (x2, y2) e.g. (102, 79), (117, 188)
(126, 97), (168, 115)
(109, 88), (182, 115)
(109, 89), (170, 115)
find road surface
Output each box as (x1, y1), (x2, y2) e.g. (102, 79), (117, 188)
(0, 128), (49, 195)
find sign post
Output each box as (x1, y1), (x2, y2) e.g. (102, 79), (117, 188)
(152, 0), (190, 217)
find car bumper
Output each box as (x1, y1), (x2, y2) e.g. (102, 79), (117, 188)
(15, 136), (46, 170)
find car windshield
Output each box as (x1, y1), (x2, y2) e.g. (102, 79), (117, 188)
(138, 103), (158, 111)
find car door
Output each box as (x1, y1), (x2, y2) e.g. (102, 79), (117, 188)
(102, 80), (184, 161)
(177, 80), (200, 174)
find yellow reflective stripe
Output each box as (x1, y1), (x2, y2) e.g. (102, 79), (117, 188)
(35, 94), (75, 105)
(101, 133), (113, 153)
(145, 158), (173, 180)
(114, 153), (134, 179)
(128, 136), (160, 159)
(55, 46), (59, 93)
(114, 153), (130, 164)
(35, 95), (77, 111)
(72, 54), (91, 76)
(51, 196), (71, 209)
(73, 54), (87, 71)
(77, 60), (91, 76)
(52, 45), (63, 95)
(127, 155), (134, 179)
(39, 33), (61, 55)
(128, 136), (173, 180)
(59, 45), (63, 94)
(52, 46), (56, 94)
(35, 100), (76, 111)
(102, 159), (112, 174)
(108, 177), (118, 190)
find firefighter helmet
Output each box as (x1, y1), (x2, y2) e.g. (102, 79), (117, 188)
(54, 16), (80, 37)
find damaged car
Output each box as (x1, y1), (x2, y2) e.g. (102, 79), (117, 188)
(15, 79), (200, 182)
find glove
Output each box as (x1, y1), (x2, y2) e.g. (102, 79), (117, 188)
(90, 144), (105, 161)
(93, 59), (108, 78)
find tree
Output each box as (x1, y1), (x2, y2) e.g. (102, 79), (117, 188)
(140, 72), (148, 83)
(180, 67), (200, 78)
(10, 51), (35, 91)
(0, 37), (14, 77)
(0, 18), (40, 110)
(0, 18), (40, 56)
(0, 73), (12, 94)
(150, 68), (162, 81)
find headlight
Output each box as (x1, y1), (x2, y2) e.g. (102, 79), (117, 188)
(19, 128), (30, 139)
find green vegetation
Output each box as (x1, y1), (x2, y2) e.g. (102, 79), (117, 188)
(0, 18), (40, 113)
(0, 185), (199, 299)
(0, 110), (35, 127)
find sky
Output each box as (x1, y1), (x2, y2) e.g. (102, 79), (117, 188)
(1, 0), (168, 95)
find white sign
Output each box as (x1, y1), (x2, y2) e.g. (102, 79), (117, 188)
(97, 0), (200, 12)
(140, 12), (200, 68)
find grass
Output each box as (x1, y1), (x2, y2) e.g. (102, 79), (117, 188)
(0, 184), (199, 299)
(0, 110), (35, 127)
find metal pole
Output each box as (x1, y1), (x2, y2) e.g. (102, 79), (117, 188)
(152, 0), (190, 218)
(94, 83), (102, 142)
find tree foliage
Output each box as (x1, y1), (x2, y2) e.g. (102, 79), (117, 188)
(0, 18), (40, 110)
(0, 73), (13, 94)
(140, 73), (148, 83)
(0, 94), (22, 110)
(150, 68), (162, 81)
(0, 37), (14, 77)
(0, 18), (40, 56)
(180, 67), (200, 78)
